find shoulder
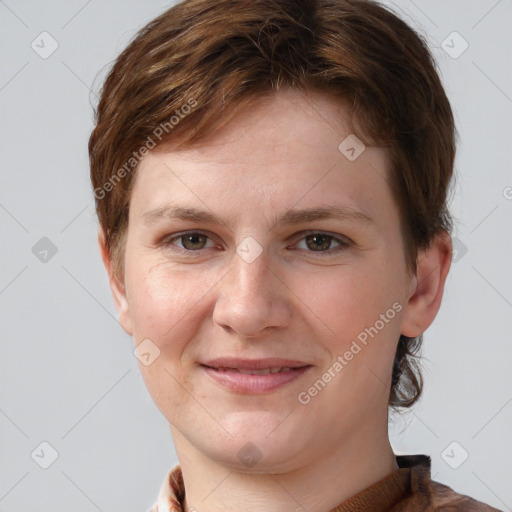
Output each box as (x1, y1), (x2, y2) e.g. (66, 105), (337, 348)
(146, 463), (184, 512)
(429, 479), (502, 511)
(395, 454), (501, 512)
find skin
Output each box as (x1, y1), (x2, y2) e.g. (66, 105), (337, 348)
(100, 88), (452, 512)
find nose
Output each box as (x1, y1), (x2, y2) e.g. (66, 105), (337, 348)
(212, 246), (291, 338)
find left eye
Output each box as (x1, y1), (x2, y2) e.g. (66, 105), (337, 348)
(293, 232), (348, 253)
(162, 231), (350, 255)
(164, 232), (215, 251)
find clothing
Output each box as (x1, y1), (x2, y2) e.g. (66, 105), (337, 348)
(149, 454), (501, 511)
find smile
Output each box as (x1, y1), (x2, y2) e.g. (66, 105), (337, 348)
(199, 358), (313, 393)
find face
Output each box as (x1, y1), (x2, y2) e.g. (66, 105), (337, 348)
(109, 89), (421, 472)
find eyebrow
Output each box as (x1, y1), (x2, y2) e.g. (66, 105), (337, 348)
(142, 205), (374, 229)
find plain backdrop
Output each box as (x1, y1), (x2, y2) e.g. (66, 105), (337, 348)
(1, 1), (511, 511)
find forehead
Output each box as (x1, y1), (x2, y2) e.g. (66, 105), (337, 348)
(129, 88), (397, 231)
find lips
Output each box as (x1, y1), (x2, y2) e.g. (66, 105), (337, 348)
(200, 358), (312, 393)
(201, 357), (310, 371)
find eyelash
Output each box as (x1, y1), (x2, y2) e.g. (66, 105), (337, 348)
(160, 230), (352, 257)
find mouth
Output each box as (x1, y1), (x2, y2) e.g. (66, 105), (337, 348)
(206, 366), (300, 375)
(199, 358), (313, 393)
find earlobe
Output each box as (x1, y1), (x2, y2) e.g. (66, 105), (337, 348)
(98, 230), (133, 336)
(400, 231), (452, 338)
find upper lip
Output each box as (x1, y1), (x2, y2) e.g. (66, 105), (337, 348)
(201, 358), (311, 370)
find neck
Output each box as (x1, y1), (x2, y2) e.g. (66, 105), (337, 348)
(172, 423), (399, 512)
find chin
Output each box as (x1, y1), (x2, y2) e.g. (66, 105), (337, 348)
(209, 443), (304, 474)
(198, 413), (311, 473)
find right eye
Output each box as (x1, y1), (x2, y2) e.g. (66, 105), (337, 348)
(161, 231), (218, 253)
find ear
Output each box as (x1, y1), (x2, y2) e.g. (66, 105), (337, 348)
(400, 230), (452, 338)
(98, 230), (133, 336)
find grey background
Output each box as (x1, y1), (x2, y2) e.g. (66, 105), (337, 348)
(1, 1), (511, 511)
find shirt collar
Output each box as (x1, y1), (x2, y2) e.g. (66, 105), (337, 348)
(153, 454), (432, 512)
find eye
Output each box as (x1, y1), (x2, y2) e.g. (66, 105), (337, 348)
(162, 231), (217, 252)
(292, 231), (351, 255)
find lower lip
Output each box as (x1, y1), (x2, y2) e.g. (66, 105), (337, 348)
(201, 365), (312, 393)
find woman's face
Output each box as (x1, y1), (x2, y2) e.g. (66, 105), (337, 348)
(112, 89), (417, 471)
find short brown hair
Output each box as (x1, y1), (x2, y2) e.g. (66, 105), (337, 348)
(89, 0), (456, 410)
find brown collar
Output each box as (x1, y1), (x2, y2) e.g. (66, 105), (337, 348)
(153, 454), (432, 512)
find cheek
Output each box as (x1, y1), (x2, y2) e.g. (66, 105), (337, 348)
(125, 257), (216, 353)
(126, 260), (212, 420)
(302, 262), (396, 344)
